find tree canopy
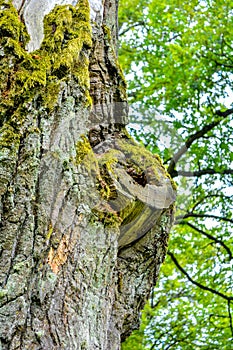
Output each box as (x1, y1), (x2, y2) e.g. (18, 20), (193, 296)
(119, 0), (233, 348)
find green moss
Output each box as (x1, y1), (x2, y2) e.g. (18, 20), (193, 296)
(46, 224), (53, 241)
(92, 203), (122, 227)
(75, 137), (117, 202)
(0, 123), (20, 149)
(0, 1), (30, 42)
(118, 138), (162, 165)
(117, 138), (166, 183)
(118, 131), (178, 190)
(0, 0), (93, 201)
(119, 138), (179, 190)
(98, 149), (120, 173)
(0, 0), (92, 138)
(41, 0), (92, 104)
(75, 135), (92, 164)
(96, 149), (122, 202)
(89, 137), (176, 228)
(74, 136), (121, 225)
(96, 171), (116, 201)
(35, 330), (44, 339)
(102, 24), (111, 41)
(168, 174), (178, 190)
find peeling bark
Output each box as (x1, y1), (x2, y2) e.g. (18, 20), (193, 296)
(0, 0), (175, 349)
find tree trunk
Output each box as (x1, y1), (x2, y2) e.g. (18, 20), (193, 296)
(0, 0), (175, 349)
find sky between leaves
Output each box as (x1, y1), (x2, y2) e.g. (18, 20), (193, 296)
(119, 0), (233, 348)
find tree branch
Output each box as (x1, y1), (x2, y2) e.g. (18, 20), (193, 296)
(189, 194), (228, 212)
(167, 108), (233, 177)
(177, 221), (232, 260)
(172, 168), (233, 178)
(119, 21), (145, 36)
(175, 213), (233, 225)
(167, 251), (233, 301)
(209, 313), (229, 320)
(215, 108), (233, 118)
(213, 60), (233, 69)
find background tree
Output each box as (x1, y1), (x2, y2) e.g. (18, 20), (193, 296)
(119, 0), (233, 348)
(0, 0), (175, 349)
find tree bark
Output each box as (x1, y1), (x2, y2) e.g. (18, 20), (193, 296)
(0, 0), (175, 349)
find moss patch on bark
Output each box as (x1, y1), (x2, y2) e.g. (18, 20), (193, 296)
(0, 0), (92, 134)
(75, 133), (176, 230)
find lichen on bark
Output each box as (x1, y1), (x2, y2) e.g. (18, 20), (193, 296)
(0, 0), (93, 197)
(84, 133), (176, 246)
(0, 1), (176, 349)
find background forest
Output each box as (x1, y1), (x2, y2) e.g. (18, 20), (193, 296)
(119, 0), (233, 349)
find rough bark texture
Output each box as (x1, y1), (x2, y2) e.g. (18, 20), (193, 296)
(0, 0), (175, 349)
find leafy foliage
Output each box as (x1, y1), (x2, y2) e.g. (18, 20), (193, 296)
(119, 0), (233, 348)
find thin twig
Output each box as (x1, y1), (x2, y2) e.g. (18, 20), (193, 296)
(119, 21), (145, 36)
(172, 168), (233, 178)
(168, 251), (233, 301)
(167, 108), (233, 177)
(175, 213), (233, 225)
(177, 221), (233, 260)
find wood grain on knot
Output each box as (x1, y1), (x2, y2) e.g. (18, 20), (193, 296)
(92, 137), (176, 248)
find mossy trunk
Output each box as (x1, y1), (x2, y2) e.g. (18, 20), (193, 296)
(0, 1), (175, 349)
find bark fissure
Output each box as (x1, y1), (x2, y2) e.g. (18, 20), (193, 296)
(0, 1), (175, 349)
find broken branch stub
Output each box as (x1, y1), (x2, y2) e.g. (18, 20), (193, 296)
(91, 135), (176, 248)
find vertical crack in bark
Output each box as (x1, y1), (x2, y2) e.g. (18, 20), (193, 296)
(19, 112), (44, 348)
(46, 309), (59, 347)
(0, 1), (176, 348)
(2, 134), (27, 287)
(3, 214), (29, 288)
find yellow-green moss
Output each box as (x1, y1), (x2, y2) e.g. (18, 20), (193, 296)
(94, 149), (120, 200)
(46, 224), (54, 241)
(97, 149), (120, 173)
(92, 203), (122, 227)
(118, 138), (178, 190)
(97, 148), (125, 201)
(75, 135), (93, 164)
(74, 136), (121, 225)
(118, 138), (162, 164)
(91, 137), (177, 227)
(167, 174), (178, 191)
(120, 130), (178, 190)
(41, 0), (92, 104)
(96, 171), (117, 201)
(0, 0), (92, 137)
(0, 123), (20, 149)
(0, 1), (30, 42)
(120, 199), (145, 226)
(116, 138), (165, 183)
(0, 0), (93, 203)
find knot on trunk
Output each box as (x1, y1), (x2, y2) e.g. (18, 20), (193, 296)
(89, 130), (176, 247)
